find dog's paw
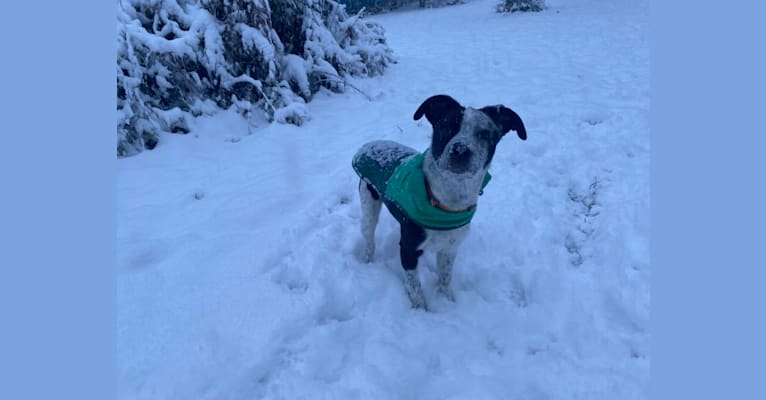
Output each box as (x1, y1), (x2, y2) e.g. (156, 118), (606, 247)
(409, 292), (428, 310)
(361, 242), (377, 263)
(409, 295), (428, 311)
(437, 285), (456, 302)
(355, 241), (375, 264)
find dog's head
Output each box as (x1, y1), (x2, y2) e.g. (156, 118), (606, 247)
(414, 95), (526, 175)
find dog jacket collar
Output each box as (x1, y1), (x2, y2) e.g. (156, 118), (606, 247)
(384, 152), (491, 230)
(425, 177), (475, 213)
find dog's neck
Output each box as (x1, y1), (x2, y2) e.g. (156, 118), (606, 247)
(422, 149), (488, 211)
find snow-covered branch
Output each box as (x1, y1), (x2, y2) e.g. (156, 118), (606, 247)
(117, 0), (395, 157)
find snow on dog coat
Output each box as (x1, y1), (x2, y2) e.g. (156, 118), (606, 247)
(352, 140), (491, 230)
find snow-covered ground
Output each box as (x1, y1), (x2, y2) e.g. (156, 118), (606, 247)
(117, 0), (649, 398)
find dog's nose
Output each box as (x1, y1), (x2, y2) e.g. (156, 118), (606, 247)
(451, 143), (471, 158)
(448, 143), (472, 173)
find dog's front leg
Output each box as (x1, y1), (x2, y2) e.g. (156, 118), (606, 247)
(400, 220), (427, 309)
(436, 250), (457, 302)
(403, 269), (426, 309)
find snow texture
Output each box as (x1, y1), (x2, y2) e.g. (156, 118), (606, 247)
(354, 140), (418, 168)
(118, 0), (649, 399)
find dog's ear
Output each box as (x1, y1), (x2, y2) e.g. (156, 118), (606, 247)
(413, 95), (464, 125)
(480, 105), (527, 141)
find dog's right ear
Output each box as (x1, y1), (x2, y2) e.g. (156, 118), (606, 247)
(413, 95), (464, 125)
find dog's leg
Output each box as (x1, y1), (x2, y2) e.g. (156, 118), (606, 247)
(436, 250), (457, 302)
(403, 270), (426, 310)
(358, 180), (382, 263)
(400, 220), (427, 309)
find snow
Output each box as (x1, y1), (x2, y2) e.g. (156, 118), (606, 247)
(354, 140), (417, 168)
(273, 100), (310, 125)
(236, 22), (277, 61)
(282, 54), (312, 99)
(118, 0), (650, 399)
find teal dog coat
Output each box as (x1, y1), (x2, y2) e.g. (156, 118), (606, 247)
(352, 141), (490, 230)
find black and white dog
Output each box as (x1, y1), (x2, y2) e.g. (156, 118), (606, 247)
(352, 95), (527, 309)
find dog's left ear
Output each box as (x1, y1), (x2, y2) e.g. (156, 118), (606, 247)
(480, 105), (527, 141)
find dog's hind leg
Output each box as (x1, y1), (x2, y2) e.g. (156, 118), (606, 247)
(359, 180), (382, 263)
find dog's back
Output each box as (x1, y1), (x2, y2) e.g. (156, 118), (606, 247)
(352, 140), (418, 195)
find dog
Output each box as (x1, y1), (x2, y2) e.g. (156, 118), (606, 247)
(352, 94), (527, 309)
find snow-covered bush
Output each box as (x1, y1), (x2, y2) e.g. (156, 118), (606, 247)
(117, 0), (395, 157)
(496, 0), (545, 13)
(337, 1), (462, 15)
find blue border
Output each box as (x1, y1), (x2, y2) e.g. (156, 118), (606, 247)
(0, 2), (115, 400)
(652, 0), (766, 398)
(3, 0), (765, 399)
